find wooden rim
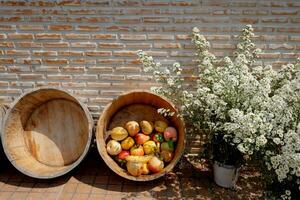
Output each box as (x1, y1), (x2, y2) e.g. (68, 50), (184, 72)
(1, 87), (93, 179)
(96, 90), (186, 181)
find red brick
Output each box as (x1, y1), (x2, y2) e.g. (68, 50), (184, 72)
(62, 66), (85, 73)
(114, 51), (137, 57)
(0, 25), (16, 30)
(33, 51), (57, 57)
(126, 43), (152, 49)
(88, 66), (113, 73)
(35, 66), (60, 72)
(98, 43), (125, 48)
(120, 34), (146, 41)
(58, 51), (84, 56)
(69, 9), (96, 15)
(20, 74), (44, 80)
(261, 17), (288, 23)
(92, 34), (117, 40)
(36, 33), (61, 40)
(76, 25), (101, 31)
(154, 43), (181, 49)
(0, 42), (14, 48)
(85, 51), (112, 57)
(148, 34), (174, 40)
(15, 42), (41, 48)
(0, 34), (6, 39)
(71, 42), (97, 48)
(17, 58), (41, 65)
(0, 58), (14, 64)
(47, 75), (72, 80)
(43, 59), (69, 65)
(43, 42), (69, 48)
(8, 33), (33, 39)
(143, 17), (170, 23)
(115, 17), (140, 24)
(6, 50), (30, 56)
(272, 10), (298, 15)
(48, 25), (73, 31)
(97, 59), (124, 64)
(65, 33), (90, 40)
(18, 25), (44, 30)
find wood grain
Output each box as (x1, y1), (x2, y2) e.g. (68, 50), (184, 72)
(2, 87), (93, 179)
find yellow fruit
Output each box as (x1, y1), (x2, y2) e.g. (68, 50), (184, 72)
(125, 121), (140, 137)
(121, 137), (135, 150)
(154, 120), (168, 133)
(111, 127), (128, 141)
(106, 140), (122, 156)
(125, 155), (153, 163)
(143, 141), (157, 155)
(140, 120), (154, 135)
(126, 161), (143, 177)
(141, 163), (150, 175)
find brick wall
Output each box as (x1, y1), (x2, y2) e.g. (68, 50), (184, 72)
(0, 0), (300, 153)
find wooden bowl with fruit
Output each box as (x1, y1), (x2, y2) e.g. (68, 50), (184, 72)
(96, 90), (185, 181)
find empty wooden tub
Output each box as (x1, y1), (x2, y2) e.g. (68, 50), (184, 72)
(96, 90), (185, 181)
(2, 88), (93, 179)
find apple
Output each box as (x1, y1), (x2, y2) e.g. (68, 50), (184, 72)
(160, 150), (174, 162)
(118, 150), (130, 160)
(135, 133), (150, 145)
(147, 156), (164, 173)
(151, 133), (164, 143)
(130, 145), (144, 156)
(161, 141), (175, 152)
(164, 127), (178, 142)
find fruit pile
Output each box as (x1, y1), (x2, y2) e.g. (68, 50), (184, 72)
(106, 120), (177, 177)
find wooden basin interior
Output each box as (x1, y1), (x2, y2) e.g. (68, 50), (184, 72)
(3, 89), (90, 178)
(97, 91), (185, 181)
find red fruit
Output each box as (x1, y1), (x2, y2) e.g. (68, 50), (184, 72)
(135, 133), (150, 145)
(164, 127), (178, 142)
(148, 156), (164, 173)
(118, 150), (130, 160)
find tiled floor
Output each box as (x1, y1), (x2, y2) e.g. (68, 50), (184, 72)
(0, 147), (263, 200)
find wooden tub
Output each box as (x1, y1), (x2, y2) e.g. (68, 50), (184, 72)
(96, 90), (185, 181)
(1, 88), (93, 179)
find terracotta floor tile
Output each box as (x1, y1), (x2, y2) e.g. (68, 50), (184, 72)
(72, 193), (90, 200)
(89, 194), (106, 200)
(57, 193), (73, 200)
(1, 182), (19, 192)
(45, 193), (59, 200)
(75, 183), (92, 193)
(91, 184), (107, 194)
(104, 194), (122, 200)
(62, 183), (78, 193)
(9, 191), (29, 200)
(26, 192), (44, 200)
(0, 191), (13, 200)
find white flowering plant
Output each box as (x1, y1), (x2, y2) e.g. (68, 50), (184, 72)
(137, 25), (300, 198)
